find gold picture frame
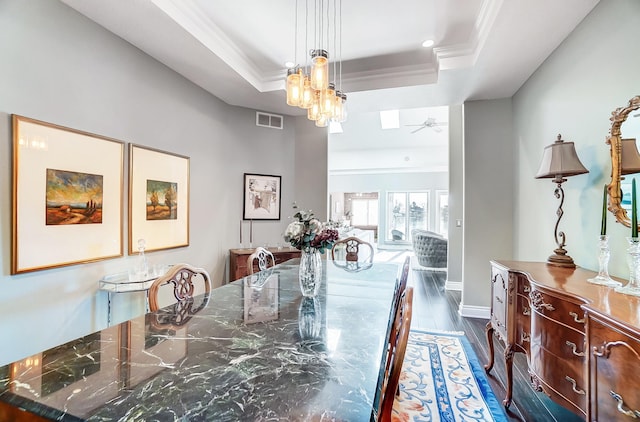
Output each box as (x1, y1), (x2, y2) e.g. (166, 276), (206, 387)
(11, 115), (124, 274)
(128, 144), (190, 254)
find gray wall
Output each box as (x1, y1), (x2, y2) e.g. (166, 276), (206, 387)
(0, 0), (299, 364)
(462, 99), (514, 313)
(447, 104), (464, 286)
(294, 117), (329, 221)
(512, 0), (640, 277)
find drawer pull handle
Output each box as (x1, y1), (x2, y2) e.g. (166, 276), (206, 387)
(523, 285), (530, 293)
(522, 307), (530, 316)
(521, 332), (530, 343)
(565, 376), (585, 395)
(495, 296), (503, 304)
(566, 341), (585, 357)
(568, 311), (585, 324)
(611, 391), (640, 418)
(529, 291), (555, 312)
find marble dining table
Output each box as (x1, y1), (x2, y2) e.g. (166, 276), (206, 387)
(0, 258), (400, 421)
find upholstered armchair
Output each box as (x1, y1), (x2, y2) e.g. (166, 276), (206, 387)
(411, 229), (447, 269)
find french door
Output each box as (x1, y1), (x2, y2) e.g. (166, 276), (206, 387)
(386, 191), (429, 242)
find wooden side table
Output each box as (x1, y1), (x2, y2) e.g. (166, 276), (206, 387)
(229, 247), (301, 281)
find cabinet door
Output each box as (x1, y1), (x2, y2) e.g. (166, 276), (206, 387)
(490, 264), (509, 341)
(590, 315), (640, 421)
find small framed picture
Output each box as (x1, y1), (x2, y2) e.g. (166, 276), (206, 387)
(129, 144), (190, 253)
(11, 115), (124, 274)
(243, 173), (281, 220)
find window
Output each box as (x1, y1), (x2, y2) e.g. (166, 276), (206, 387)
(386, 191), (429, 242)
(351, 198), (378, 226)
(436, 190), (449, 238)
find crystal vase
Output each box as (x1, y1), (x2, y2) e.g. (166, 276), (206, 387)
(298, 297), (322, 340)
(128, 238), (149, 282)
(616, 237), (640, 296)
(587, 235), (621, 286)
(299, 247), (322, 297)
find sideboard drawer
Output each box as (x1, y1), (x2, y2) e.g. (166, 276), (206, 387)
(531, 315), (585, 361)
(529, 345), (586, 415)
(528, 288), (586, 333)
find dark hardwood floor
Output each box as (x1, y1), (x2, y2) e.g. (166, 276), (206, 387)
(409, 268), (585, 422)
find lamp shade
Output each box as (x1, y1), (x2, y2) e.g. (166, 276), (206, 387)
(621, 138), (640, 175)
(535, 134), (589, 179)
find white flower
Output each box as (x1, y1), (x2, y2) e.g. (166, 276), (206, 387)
(308, 218), (322, 234)
(284, 221), (304, 242)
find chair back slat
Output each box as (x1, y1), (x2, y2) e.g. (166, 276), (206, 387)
(247, 247), (276, 274)
(331, 236), (374, 262)
(378, 286), (413, 422)
(148, 263), (212, 312)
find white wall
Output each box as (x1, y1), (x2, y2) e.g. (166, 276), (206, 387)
(512, 0), (640, 277)
(0, 0), (298, 364)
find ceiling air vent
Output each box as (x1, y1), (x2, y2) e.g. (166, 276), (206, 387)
(256, 112), (283, 129)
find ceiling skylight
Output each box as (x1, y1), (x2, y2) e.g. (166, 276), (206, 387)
(380, 110), (400, 129)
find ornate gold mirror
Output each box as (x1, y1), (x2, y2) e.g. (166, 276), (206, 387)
(608, 95), (640, 228)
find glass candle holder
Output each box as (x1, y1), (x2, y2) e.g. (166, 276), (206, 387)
(587, 235), (621, 287)
(616, 237), (640, 296)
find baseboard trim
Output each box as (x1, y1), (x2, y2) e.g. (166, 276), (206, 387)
(445, 280), (462, 291)
(458, 304), (491, 319)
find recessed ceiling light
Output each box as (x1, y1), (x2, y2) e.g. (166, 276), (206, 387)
(285, 61), (295, 68)
(422, 39), (435, 48)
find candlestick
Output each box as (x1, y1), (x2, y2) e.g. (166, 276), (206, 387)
(250, 219), (253, 244)
(633, 179), (638, 238)
(601, 184), (607, 236)
(240, 219), (243, 245)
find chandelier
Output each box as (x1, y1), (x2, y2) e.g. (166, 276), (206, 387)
(285, 0), (347, 127)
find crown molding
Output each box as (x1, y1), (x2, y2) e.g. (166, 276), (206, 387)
(152, 0), (503, 94)
(151, 0), (266, 90)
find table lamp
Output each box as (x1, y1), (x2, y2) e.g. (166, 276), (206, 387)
(535, 134), (589, 268)
(621, 138), (640, 175)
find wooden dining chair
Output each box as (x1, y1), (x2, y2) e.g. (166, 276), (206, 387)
(148, 264), (212, 327)
(378, 286), (414, 422)
(247, 247), (276, 275)
(331, 236), (374, 262)
(396, 256), (411, 306)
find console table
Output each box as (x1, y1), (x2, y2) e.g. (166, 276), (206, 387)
(229, 247), (301, 280)
(486, 261), (640, 420)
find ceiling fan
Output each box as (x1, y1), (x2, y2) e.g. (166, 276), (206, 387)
(405, 117), (447, 133)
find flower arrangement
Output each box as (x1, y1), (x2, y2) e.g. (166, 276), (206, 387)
(283, 204), (339, 253)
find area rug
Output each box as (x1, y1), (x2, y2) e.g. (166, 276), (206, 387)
(393, 329), (507, 421)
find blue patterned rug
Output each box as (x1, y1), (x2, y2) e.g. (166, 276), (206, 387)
(393, 329), (507, 421)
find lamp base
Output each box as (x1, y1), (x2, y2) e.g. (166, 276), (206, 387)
(546, 248), (576, 268)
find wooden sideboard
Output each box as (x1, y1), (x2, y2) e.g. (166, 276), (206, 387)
(229, 247), (301, 280)
(486, 260), (640, 421)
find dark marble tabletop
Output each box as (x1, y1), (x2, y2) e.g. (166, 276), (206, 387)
(0, 259), (399, 421)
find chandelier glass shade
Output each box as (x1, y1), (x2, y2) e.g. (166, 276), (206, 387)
(285, 0), (347, 125)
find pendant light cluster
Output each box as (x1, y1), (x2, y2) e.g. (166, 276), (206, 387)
(285, 0), (347, 127)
